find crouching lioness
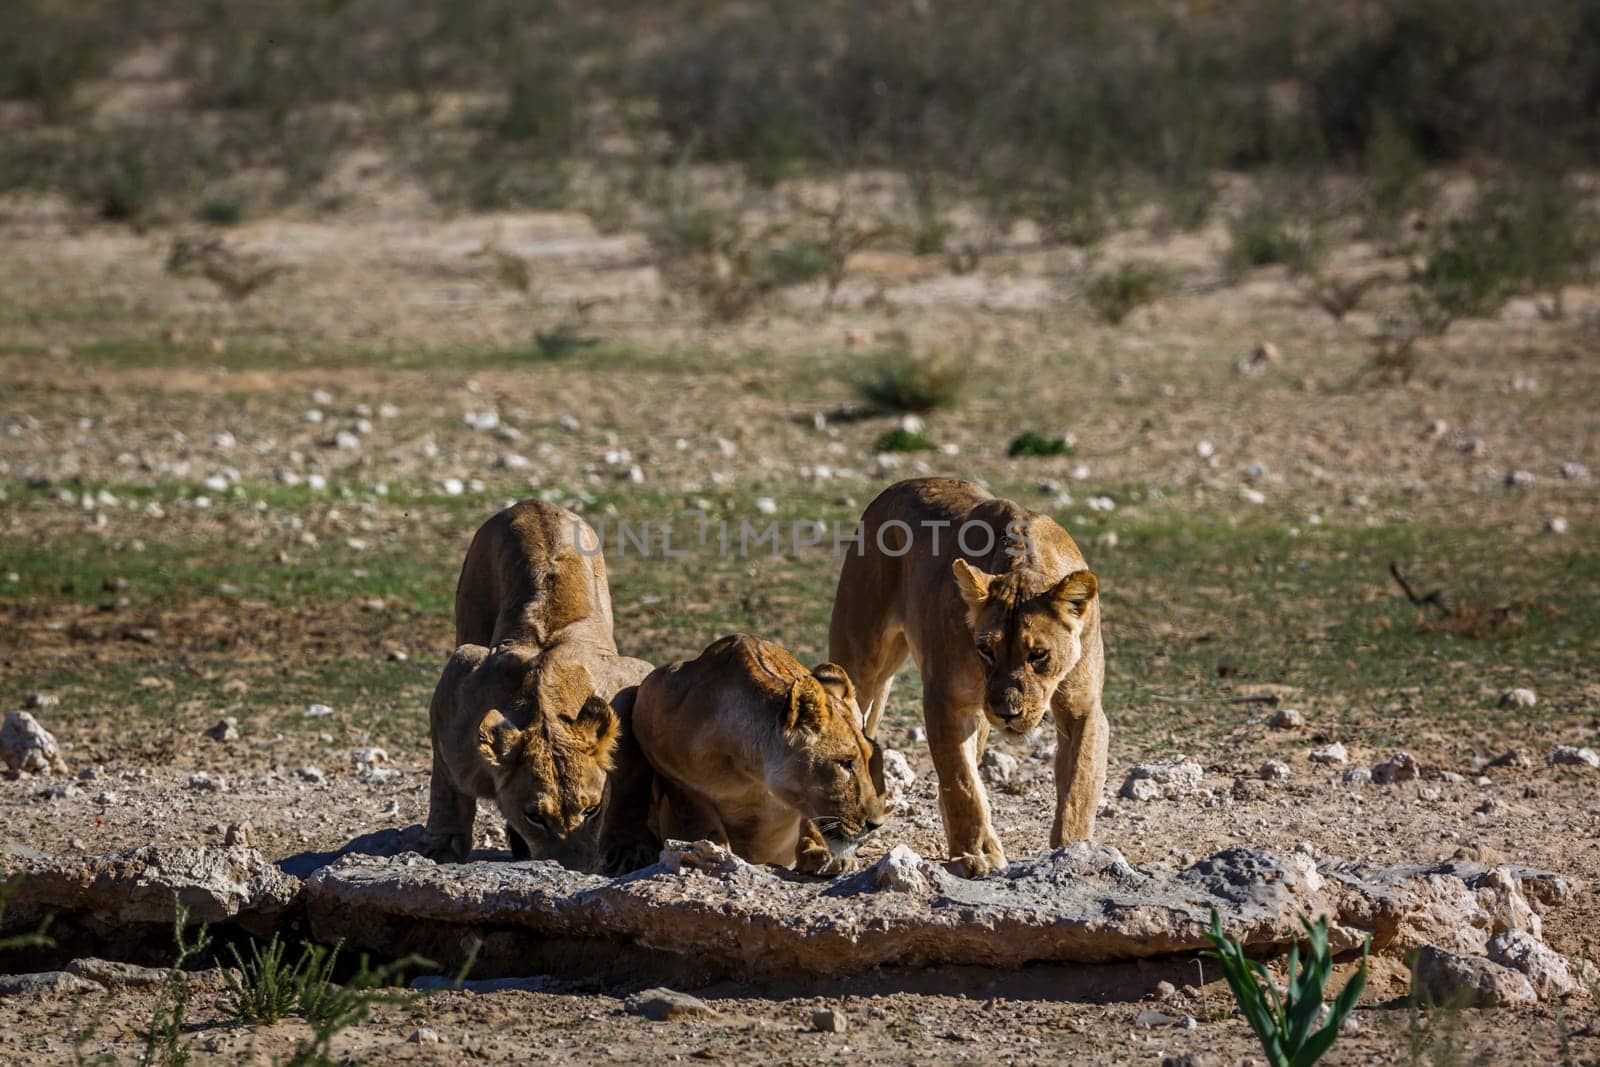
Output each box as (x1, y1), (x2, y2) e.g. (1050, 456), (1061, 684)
(423, 500), (652, 866)
(828, 478), (1105, 877)
(598, 634), (888, 876)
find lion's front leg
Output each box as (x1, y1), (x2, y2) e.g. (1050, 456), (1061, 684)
(925, 693), (1005, 877)
(423, 753), (477, 863)
(794, 819), (852, 876)
(1050, 698), (1108, 847)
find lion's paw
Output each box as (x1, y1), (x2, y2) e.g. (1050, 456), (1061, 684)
(419, 832), (470, 864)
(947, 847), (1006, 879)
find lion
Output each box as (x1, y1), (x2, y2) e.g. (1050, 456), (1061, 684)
(423, 500), (653, 866)
(596, 634), (888, 876)
(827, 478), (1105, 877)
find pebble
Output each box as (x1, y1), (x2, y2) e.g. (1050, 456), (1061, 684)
(1194, 441), (1215, 459)
(1342, 767), (1373, 786)
(295, 765), (327, 785)
(22, 693), (58, 710)
(1559, 461), (1588, 480)
(980, 748), (1020, 787)
(812, 1007), (849, 1034)
(224, 822), (255, 847)
(1268, 708), (1305, 729)
(1258, 760), (1291, 782)
(1239, 487), (1266, 505)
(1308, 742), (1348, 765)
(2, 710), (70, 776)
(204, 717), (239, 743)
(1545, 517), (1568, 534)
(625, 987), (718, 1021)
(440, 478), (465, 497)
(408, 1028), (442, 1044)
(1504, 469), (1535, 488)
(304, 703), (334, 718)
(1371, 752), (1420, 785)
(187, 772), (226, 792)
(1119, 759), (1204, 801)
(1499, 688), (1537, 708)
(1548, 746), (1600, 769)
(754, 497), (778, 515)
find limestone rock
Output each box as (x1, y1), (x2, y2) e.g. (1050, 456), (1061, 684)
(2, 710), (68, 776)
(0, 844), (297, 930)
(812, 1007), (848, 1033)
(1268, 708), (1305, 729)
(1498, 688), (1537, 709)
(204, 718), (239, 743)
(626, 987), (718, 1021)
(1488, 930), (1582, 999)
(1118, 759), (1203, 801)
(64, 957), (171, 990)
(0, 971), (102, 997)
(1309, 742), (1348, 765)
(981, 748), (1021, 789)
(1411, 946), (1536, 1008)
(1259, 760), (1291, 782)
(1548, 746), (1599, 769)
(879, 749), (917, 814)
(1372, 752), (1420, 785)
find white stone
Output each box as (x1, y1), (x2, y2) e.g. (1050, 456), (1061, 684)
(1309, 742), (1348, 766)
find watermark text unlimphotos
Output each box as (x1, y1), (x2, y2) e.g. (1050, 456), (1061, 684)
(571, 511), (1037, 559)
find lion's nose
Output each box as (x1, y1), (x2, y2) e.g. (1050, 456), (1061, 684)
(864, 817), (886, 834)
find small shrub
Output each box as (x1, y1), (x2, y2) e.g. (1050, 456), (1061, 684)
(854, 348), (967, 414)
(753, 240), (831, 289)
(0, 2), (107, 122)
(1085, 262), (1165, 325)
(1362, 111), (1430, 240)
(1008, 432), (1075, 458)
(195, 196), (246, 227)
(1204, 909), (1368, 1067)
(534, 324), (601, 360)
(222, 934), (336, 1026)
(873, 427), (937, 453)
(1226, 199), (1325, 278)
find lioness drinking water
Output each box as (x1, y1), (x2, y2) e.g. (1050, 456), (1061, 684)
(423, 500), (652, 867)
(598, 634), (887, 876)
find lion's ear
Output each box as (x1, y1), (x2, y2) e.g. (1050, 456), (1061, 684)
(1051, 569), (1099, 619)
(477, 708), (521, 771)
(786, 675), (828, 733)
(571, 694), (620, 764)
(810, 662), (856, 706)
(951, 558), (994, 613)
(537, 660), (598, 721)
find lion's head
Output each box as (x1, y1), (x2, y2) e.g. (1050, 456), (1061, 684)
(767, 662), (888, 861)
(474, 659), (619, 853)
(951, 558), (1099, 735)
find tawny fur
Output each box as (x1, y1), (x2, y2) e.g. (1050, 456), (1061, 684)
(597, 634), (887, 876)
(827, 478), (1106, 878)
(424, 500), (653, 868)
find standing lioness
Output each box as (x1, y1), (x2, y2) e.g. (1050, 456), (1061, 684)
(828, 478), (1105, 877)
(424, 500), (652, 867)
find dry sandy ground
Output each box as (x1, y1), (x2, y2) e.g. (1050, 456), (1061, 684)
(4, 181), (1600, 1063)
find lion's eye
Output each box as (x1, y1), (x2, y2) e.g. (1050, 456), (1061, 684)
(582, 803), (601, 820)
(1028, 648), (1050, 668)
(837, 758), (855, 773)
